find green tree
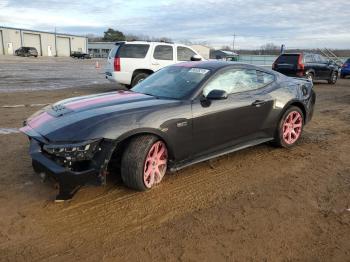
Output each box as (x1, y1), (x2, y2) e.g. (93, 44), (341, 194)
(103, 28), (126, 41)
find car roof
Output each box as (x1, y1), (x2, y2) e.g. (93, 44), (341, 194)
(173, 60), (273, 72)
(281, 52), (320, 56)
(114, 41), (197, 46)
(115, 41), (174, 45)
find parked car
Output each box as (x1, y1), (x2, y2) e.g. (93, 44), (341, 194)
(272, 52), (339, 84)
(71, 51), (92, 59)
(105, 41), (203, 87)
(15, 47), (38, 57)
(340, 58), (350, 79)
(20, 61), (315, 201)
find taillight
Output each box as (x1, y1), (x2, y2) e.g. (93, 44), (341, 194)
(342, 63), (348, 68)
(114, 57), (120, 71)
(297, 55), (304, 70)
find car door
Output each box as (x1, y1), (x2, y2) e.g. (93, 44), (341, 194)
(317, 55), (333, 79)
(151, 44), (175, 71)
(303, 54), (314, 76)
(191, 68), (275, 157)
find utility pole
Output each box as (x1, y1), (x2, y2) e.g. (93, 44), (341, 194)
(54, 27), (57, 57)
(232, 33), (236, 52)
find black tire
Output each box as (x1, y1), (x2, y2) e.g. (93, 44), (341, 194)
(328, 71), (338, 84)
(121, 135), (168, 191)
(306, 72), (314, 83)
(273, 106), (304, 148)
(340, 75), (345, 79)
(131, 72), (150, 87)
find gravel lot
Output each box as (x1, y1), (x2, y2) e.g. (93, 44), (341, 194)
(0, 57), (349, 261)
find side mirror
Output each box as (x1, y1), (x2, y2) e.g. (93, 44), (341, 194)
(206, 89), (228, 100)
(190, 55), (202, 61)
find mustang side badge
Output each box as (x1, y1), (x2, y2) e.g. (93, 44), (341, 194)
(177, 121), (188, 127)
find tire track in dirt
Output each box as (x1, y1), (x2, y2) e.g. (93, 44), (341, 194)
(8, 138), (332, 261)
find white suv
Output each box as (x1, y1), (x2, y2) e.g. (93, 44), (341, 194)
(105, 41), (203, 87)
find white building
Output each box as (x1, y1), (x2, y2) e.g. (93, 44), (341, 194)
(190, 45), (211, 60)
(0, 26), (88, 57)
(88, 42), (116, 58)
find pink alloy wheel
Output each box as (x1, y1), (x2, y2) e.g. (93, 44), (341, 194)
(143, 141), (168, 188)
(283, 111), (303, 144)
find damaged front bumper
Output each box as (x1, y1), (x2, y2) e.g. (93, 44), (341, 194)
(25, 135), (116, 201)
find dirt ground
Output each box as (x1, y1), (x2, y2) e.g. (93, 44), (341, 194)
(0, 79), (349, 261)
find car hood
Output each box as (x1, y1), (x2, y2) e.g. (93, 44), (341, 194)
(20, 90), (179, 142)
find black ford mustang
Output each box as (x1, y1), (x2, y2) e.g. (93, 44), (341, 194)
(20, 61), (316, 201)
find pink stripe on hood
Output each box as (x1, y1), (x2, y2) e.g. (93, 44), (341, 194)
(65, 92), (143, 110)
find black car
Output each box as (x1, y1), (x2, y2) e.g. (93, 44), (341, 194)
(15, 47), (38, 57)
(272, 53), (339, 84)
(20, 61), (316, 201)
(71, 51), (91, 59)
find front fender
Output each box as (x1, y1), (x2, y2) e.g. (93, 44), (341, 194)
(114, 127), (175, 160)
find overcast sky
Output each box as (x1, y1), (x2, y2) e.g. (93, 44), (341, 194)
(0, 0), (349, 49)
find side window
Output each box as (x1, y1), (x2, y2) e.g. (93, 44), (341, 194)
(177, 46), (196, 61)
(153, 45), (173, 60)
(203, 69), (274, 96)
(304, 55), (312, 63)
(318, 55), (327, 63)
(118, 44), (150, 58)
(313, 55), (322, 63)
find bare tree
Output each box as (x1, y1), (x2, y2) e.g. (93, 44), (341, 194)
(221, 45), (233, 51)
(260, 43), (279, 55)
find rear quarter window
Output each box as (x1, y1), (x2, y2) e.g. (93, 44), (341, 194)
(118, 44), (150, 58)
(275, 55), (299, 64)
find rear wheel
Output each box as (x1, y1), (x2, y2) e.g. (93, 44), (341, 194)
(121, 135), (168, 191)
(131, 72), (150, 87)
(274, 106), (304, 148)
(328, 71), (338, 84)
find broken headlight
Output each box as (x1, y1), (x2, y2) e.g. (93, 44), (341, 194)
(43, 139), (101, 161)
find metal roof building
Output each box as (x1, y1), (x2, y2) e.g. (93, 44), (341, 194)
(88, 42), (116, 58)
(0, 26), (88, 57)
(190, 45), (211, 60)
(210, 50), (239, 60)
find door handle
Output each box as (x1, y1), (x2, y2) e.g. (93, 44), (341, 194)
(152, 62), (160, 66)
(251, 100), (266, 107)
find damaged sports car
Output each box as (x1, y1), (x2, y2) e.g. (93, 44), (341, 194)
(20, 61), (316, 201)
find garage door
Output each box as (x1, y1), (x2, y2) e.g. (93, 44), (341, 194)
(0, 30), (3, 55)
(56, 37), (70, 56)
(23, 33), (41, 56)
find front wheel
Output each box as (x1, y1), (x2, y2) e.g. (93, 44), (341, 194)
(274, 106), (304, 148)
(121, 135), (168, 191)
(306, 72), (314, 83)
(328, 71), (338, 84)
